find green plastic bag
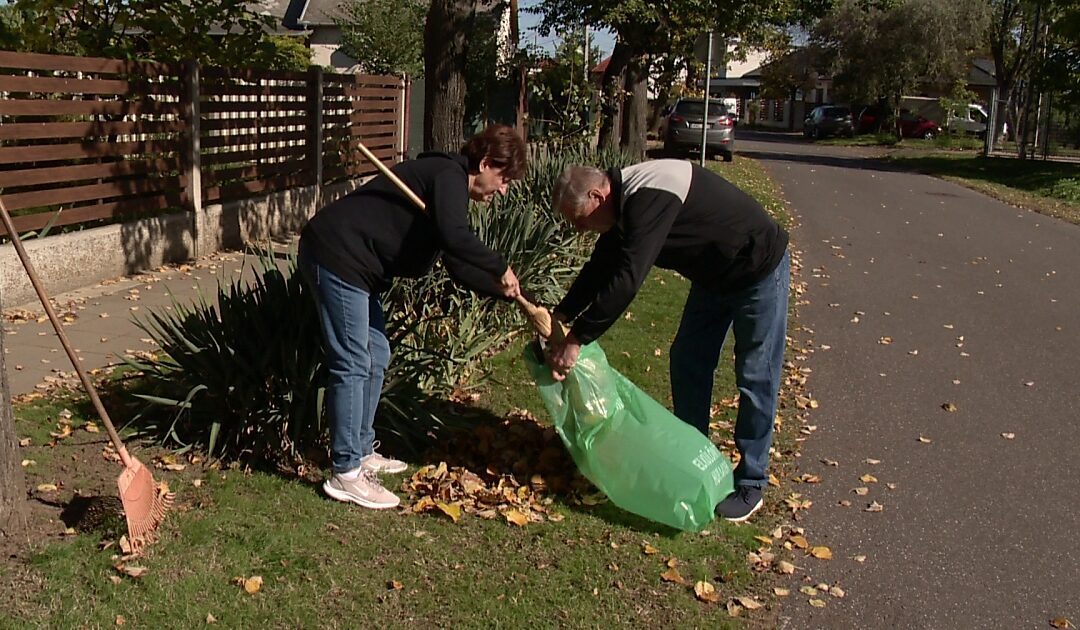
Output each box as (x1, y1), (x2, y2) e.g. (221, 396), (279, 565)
(525, 342), (734, 531)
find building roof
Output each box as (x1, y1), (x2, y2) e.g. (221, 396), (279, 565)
(968, 58), (997, 87)
(297, 0), (343, 26)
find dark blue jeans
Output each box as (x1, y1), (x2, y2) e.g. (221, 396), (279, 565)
(298, 246), (391, 474)
(670, 250), (790, 489)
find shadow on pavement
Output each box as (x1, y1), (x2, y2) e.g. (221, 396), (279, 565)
(736, 148), (906, 174)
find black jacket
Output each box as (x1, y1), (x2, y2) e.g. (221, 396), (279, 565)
(556, 159), (789, 344)
(300, 152), (507, 297)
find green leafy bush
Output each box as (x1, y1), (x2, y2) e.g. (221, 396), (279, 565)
(127, 145), (635, 466)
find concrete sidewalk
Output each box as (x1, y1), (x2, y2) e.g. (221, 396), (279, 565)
(2, 247), (282, 396)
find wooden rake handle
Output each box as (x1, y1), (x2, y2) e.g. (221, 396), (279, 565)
(0, 197), (133, 466)
(351, 139), (561, 340)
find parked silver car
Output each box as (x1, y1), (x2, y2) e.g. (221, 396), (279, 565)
(659, 98), (735, 161)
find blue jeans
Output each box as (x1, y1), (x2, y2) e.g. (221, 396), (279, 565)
(670, 250), (790, 489)
(298, 246), (391, 474)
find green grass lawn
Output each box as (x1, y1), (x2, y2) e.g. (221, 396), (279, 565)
(883, 151), (1080, 225)
(5, 157), (804, 628)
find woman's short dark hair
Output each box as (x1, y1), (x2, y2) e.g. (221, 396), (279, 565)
(460, 124), (527, 180)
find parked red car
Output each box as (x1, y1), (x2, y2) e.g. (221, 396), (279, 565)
(898, 111), (941, 139)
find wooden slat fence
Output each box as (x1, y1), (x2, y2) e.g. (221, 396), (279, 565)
(0, 50), (185, 234)
(0, 49), (407, 237)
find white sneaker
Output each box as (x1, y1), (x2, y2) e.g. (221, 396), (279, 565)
(322, 470), (400, 509)
(361, 441), (408, 474)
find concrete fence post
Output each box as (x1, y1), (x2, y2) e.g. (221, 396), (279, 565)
(307, 66), (325, 214)
(182, 62), (204, 259)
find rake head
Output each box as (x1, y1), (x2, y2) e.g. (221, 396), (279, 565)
(116, 455), (175, 551)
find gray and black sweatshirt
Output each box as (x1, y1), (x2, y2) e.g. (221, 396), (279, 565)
(300, 152), (508, 298)
(555, 159), (789, 345)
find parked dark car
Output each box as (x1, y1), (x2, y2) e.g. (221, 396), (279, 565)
(898, 111), (940, 139)
(803, 105), (855, 139)
(658, 98), (735, 161)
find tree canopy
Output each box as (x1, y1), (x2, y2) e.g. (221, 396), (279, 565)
(1, 0), (310, 70)
(336, 0), (427, 77)
(810, 0), (989, 107)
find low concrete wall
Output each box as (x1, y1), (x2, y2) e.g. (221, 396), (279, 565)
(1, 178), (365, 307)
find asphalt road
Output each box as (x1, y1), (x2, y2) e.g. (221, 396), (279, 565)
(735, 131), (1080, 629)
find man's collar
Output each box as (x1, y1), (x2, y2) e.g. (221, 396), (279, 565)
(606, 167), (624, 222)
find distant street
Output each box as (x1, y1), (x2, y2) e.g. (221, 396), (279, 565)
(736, 131), (1080, 629)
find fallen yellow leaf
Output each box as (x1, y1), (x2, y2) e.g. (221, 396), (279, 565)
(642, 542), (660, 555)
(789, 534), (809, 549)
(436, 501), (462, 523)
(736, 595), (763, 610)
(503, 509), (528, 527)
(865, 501), (884, 513)
(243, 575), (263, 594)
(1050, 617), (1072, 629)
(36, 483), (58, 492)
(942, 402), (958, 412)
(387, 580), (404, 590)
(800, 586), (819, 596)
(115, 615), (125, 626)
(693, 580), (721, 603)
(776, 560), (796, 575)
(859, 474), (878, 483)
(774, 587), (790, 597)
(918, 435), (933, 444)
(660, 567), (688, 585)
(753, 535), (773, 546)
(810, 546), (833, 560)
(809, 598), (827, 608)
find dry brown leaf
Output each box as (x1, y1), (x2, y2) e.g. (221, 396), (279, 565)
(18, 438), (31, 447)
(693, 580), (721, 603)
(942, 402), (958, 412)
(878, 336), (892, 344)
(84, 422), (100, 433)
(660, 567), (688, 585)
(503, 509), (528, 527)
(853, 487), (869, 496)
(20, 459), (35, 467)
(1050, 618), (1072, 629)
(666, 557), (679, 568)
(118, 564), (149, 579)
(115, 615), (125, 626)
(642, 542), (660, 555)
(829, 586), (846, 598)
(810, 546), (833, 560)
(854, 555), (867, 563)
(206, 613), (217, 624)
(726, 600), (744, 617)
(1001, 432), (1016, 440)
(918, 435), (933, 444)
(859, 474), (878, 483)
(776, 560), (796, 575)
(865, 501), (884, 513)
(387, 580), (404, 590)
(436, 501), (462, 523)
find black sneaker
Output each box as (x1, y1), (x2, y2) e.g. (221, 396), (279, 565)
(715, 486), (764, 523)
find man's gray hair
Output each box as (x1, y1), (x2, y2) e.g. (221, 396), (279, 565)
(552, 165), (608, 216)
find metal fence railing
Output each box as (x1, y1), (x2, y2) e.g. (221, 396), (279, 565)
(986, 87), (1080, 161)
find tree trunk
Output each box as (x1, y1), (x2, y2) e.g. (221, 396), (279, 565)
(619, 54), (648, 159)
(597, 42), (632, 151)
(0, 287), (27, 543)
(424, 0), (473, 152)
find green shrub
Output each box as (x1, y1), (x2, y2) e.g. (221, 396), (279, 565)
(126, 145), (635, 466)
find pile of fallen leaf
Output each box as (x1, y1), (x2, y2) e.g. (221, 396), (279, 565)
(401, 408), (601, 526)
